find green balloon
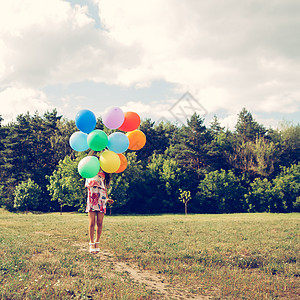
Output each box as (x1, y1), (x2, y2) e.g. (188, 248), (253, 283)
(78, 156), (100, 178)
(87, 130), (108, 151)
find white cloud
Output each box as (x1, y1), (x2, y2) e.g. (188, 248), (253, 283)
(215, 114), (238, 131)
(256, 93), (300, 114)
(95, 0), (300, 116)
(120, 100), (175, 119)
(0, 0), (140, 87)
(0, 0), (299, 124)
(119, 96), (208, 125)
(0, 87), (52, 124)
(0, 1), (91, 32)
(255, 116), (281, 130)
(214, 111), (285, 132)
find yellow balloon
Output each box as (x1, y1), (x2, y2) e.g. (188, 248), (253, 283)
(100, 150), (121, 173)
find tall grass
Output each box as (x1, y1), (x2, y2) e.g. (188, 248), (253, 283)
(0, 209), (299, 299)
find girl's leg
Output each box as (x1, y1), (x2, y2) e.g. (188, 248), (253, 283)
(95, 212), (104, 243)
(88, 211), (96, 245)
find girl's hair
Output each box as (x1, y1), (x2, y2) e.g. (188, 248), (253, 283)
(91, 151), (112, 187)
(104, 171), (112, 188)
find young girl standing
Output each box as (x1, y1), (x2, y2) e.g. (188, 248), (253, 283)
(85, 169), (113, 253)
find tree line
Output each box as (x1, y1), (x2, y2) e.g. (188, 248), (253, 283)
(0, 108), (299, 214)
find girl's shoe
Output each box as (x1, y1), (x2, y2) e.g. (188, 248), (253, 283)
(94, 242), (100, 253)
(89, 242), (96, 253)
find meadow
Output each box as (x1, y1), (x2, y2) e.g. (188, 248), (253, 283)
(0, 209), (299, 299)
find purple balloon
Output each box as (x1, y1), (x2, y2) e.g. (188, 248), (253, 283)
(103, 107), (124, 129)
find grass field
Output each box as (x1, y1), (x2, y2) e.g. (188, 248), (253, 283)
(0, 209), (299, 299)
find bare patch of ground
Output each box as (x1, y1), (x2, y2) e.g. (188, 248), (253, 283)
(75, 242), (210, 300)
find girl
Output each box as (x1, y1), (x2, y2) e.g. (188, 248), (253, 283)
(85, 169), (113, 253)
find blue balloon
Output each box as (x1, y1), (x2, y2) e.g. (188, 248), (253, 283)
(69, 131), (89, 152)
(75, 110), (96, 134)
(107, 132), (129, 153)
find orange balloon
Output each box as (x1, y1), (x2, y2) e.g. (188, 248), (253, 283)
(126, 130), (146, 150)
(118, 112), (141, 132)
(115, 153), (127, 173)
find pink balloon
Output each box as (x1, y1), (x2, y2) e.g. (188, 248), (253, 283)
(103, 107), (124, 129)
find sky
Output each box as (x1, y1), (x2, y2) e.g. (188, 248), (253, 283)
(0, 0), (299, 129)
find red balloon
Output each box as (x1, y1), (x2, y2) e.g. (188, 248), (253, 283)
(118, 112), (141, 132)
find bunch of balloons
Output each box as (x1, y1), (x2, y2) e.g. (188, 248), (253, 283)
(69, 107), (146, 178)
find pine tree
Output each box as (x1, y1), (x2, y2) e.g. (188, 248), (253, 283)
(1, 113), (33, 209)
(208, 115), (232, 170)
(235, 108), (266, 142)
(176, 113), (213, 171)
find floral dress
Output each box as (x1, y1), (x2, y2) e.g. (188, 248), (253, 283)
(85, 171), (107, 214)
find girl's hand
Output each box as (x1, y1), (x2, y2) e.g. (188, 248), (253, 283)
(107, 199), (114, 204)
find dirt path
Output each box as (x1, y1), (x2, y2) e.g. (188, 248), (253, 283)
(75, 243), (210, 300)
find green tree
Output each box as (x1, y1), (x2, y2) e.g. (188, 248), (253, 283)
(96, 116), (105, 130)
(235, 108), (266, 142)
(153, 121), (178, 155)
(108, 174), (129, 215)
(133, 119), (157, 164)
(1, 110), (65, 210)
(108, 153), (144, 214)
(196, 169), (247, 213)
(13, 179), (42, 213)
(113, 152), (147, 213)
(278, 122), (300, 167)
(0, 184), (4, 207)
(246, 178), (273, 212)
(1, 114), (33, 209)
(272, 163), (300, 212)
(168, 113), (213, 201)
(247, 163), (300, 213)
(47, 154), (86, 213)
(226, 137), (277, 178)
(181, 113), (212, 171)
(208, 116), (232, 170)
(30, 110), (62, 183)
(178, 189), (191, 215)
(146, 153), (183, 213)
(0, 115), (8, 201)
(49, 117), (76, 164)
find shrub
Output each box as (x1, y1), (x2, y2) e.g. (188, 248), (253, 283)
(246, 178), (273, 212)
(272, 163), (300, 212)
(13, 179), (42, 213)
(196, 169), (247, 213)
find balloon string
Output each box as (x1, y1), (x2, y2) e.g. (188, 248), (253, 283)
(88, 150), (95, 156)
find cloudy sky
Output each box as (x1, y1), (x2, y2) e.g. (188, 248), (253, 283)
(0, 0), (299, 129)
